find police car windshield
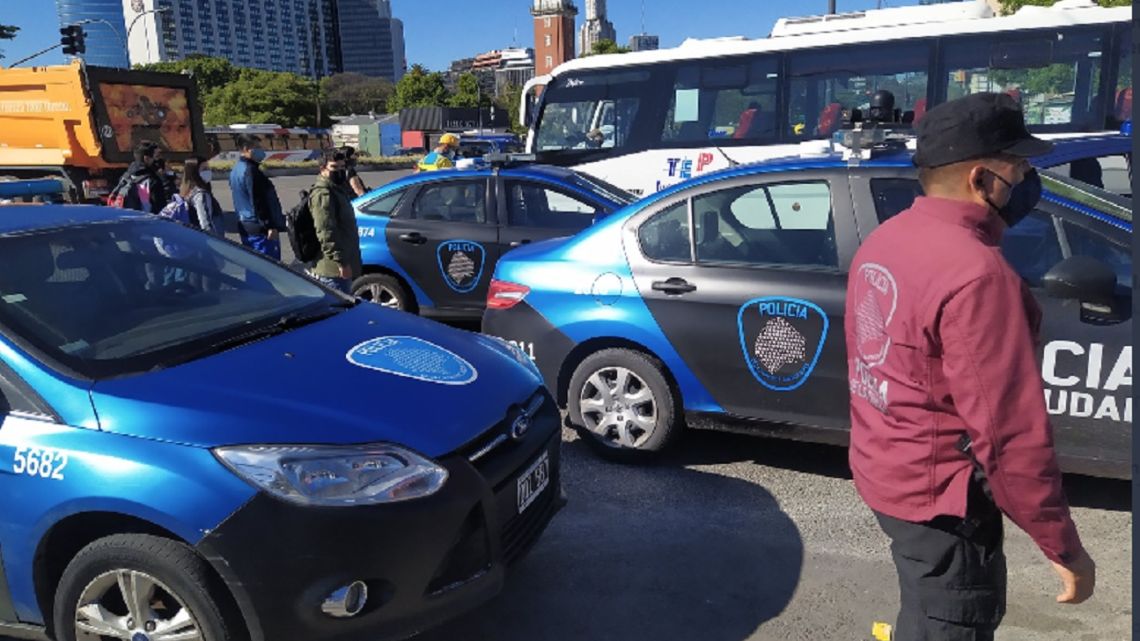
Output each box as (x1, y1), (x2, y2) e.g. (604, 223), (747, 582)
(0, 219), (338, 379)
(1041, 170), (1132, 223)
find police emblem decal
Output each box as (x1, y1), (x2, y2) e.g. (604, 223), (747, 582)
(737, 297), (829, 391)
(346, 336), (478, 385)
(436, 240), (486, 293)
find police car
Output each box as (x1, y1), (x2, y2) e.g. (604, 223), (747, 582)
(351, 157), (635, 319)
(482, 132), (1133, 479)
(0, 200), (564, 641)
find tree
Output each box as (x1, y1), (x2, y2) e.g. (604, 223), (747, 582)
(388, 64), (449, 111)
(135, 55), (238, 98)
(0, 24), (18, 60)
(584, 39), (630, 57)
(320, 72), (395, 115)
(448, 72), (489, 108)
(998, 0), (1129, 12)
(203, 68), (321, 127)
(495, 84), (528, 136)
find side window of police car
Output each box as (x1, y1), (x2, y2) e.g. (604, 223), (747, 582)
(507, 182), (598, 229)
(694, 181), (838, 268)
(0, 361), (44, 418)
(1050, 155), (1132, 197)
(411, 181), (487, 224)
(639, 201), (692, 262)
(358, 189), (406, 217)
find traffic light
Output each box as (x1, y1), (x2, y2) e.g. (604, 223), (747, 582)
(60, 25), (86, 56)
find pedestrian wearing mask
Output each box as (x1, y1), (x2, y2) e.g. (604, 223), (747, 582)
(307, 151), (361, 294)
(339, 145), (369, 197)
(846, 92), (1095, 641)
(112, 141), (167, 213)
(180, 157), (224, 236)
(229, 134), (286, 259)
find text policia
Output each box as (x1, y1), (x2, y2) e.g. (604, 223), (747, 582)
(1043, 341), (1131, 423)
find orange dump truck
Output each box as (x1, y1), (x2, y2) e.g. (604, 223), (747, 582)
(0, 60), (207, 202)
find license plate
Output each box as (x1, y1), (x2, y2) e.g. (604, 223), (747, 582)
(516, 450), (550, 514)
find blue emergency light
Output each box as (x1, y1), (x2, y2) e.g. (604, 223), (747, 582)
(0, 178), (67, 201)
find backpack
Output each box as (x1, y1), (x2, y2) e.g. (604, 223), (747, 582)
(286, 188), (321, 263)
(107, 173), (148, 211)
(157, 193), (198, 228)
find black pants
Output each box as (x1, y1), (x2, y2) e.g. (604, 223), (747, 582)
(874, 497), (1006, 641)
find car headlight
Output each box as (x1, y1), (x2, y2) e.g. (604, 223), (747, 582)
(214, 444), (448, 507)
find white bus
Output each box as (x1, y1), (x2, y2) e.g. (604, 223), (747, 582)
(520, 0), (1133, 196)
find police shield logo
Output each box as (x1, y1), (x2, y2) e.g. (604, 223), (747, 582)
(737, 297), (829, 392)
(346, 336), (478, 385)
(436, 240), (486, 293)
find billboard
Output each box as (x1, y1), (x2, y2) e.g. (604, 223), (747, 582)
(84, 66), (207, 164)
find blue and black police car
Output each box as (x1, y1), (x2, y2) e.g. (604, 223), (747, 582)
(0, 196), (564, 641)
(483, 132), (1133, 478)
(350, 157), (636, 319)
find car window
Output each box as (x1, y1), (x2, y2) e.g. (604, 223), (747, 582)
(507, 182), (598, 229)
(1048, 154), (1132, 197)
(638, 201), (691, 262)
(1000, 211), (1066, 288)
(870, 178), (925, 223)
(358, 189), (406, 217)
(1062, 219), (1132, 289)
(411, 181), (487, 224)
(0, 360), (45, 416)
(695, 181), (837, 268)
(0, 219), (333, 379)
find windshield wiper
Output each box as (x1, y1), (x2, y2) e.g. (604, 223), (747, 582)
(147, 302), (353, 371)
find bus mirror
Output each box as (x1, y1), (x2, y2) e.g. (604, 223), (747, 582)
(524, 96), (535, 127)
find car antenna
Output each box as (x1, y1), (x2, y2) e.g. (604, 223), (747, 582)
(715, 147), (741, 167)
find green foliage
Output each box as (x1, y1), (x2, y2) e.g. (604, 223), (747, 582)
(0, 24), (18, 60)
(998, 0), (1129, 12)
(320, 72), (394, 115)
(135, 55), (239, 98)
(203, 68), (320, 127)
(584, 39), (631, 57)
(388, 64), (449, 111)
(448, 72), (491, 108)
(495, 84), (528, 136)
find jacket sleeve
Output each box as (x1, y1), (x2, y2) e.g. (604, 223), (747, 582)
(309, 188), (343, 264)
(939, 272), (1084, 565)
(190, 189), (213, 232)
(232, 166), (254, 220)
(267, 182), (287, 231)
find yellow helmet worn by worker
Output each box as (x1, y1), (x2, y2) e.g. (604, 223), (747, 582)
(417, 133), (461, 172)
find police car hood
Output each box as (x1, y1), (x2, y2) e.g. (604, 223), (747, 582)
(88, 304), (543, 457)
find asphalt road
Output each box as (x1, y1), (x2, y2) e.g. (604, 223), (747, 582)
(206, 168), (1132, 641)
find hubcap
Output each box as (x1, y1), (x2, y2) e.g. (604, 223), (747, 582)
(579, 366), (657, 448)
(358, 282), (402, 309)
(75, 569), (202, 641)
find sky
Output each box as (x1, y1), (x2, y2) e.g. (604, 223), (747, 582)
(2, 0), (928, 72)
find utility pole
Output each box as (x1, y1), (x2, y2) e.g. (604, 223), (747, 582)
(828, 0), (837, 13)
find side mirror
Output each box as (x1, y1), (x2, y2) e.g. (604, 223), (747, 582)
(1042, 256), (1116, 304)
(524, 97), (536, 128)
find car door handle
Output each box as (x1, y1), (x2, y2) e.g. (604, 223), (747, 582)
(398, 232), (427, 245)
(651, 278), (697, 295)
(509, 239), (532, 248)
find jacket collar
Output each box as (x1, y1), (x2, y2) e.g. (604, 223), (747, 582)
(911, 196), (1005, 245)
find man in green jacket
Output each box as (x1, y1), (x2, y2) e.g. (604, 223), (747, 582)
(308, 151), (362, 294)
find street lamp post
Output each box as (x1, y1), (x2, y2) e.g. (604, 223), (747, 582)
(127, 7), (171, 64)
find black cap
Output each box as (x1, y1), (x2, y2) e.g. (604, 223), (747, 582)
(913, 92), (1053, 168)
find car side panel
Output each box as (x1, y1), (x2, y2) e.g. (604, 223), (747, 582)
(356, 213), (435, 308)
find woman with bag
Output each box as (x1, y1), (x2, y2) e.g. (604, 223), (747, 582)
(181, 157), (225, 236)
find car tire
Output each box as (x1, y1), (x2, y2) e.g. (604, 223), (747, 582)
(54, 534), (236, 641)
(353, 273), (413, 312)
(568, 348), (680, 462)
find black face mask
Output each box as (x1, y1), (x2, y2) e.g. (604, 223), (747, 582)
(329, 169), (348, 185)
(983, 167), (1042, 229)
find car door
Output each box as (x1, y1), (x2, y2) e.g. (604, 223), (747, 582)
(855, 171), (1132, 476)
(497, 178), (608, 250)
(383, 177), (499, 313)
(623, 171), (859, 430)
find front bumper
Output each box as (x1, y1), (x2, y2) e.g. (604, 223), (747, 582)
(197, 401), (565, 641)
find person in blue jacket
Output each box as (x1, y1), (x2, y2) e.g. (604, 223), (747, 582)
(229, 134), (286, 258)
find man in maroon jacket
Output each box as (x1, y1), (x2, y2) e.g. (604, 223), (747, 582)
(846, 92), (1096, 640)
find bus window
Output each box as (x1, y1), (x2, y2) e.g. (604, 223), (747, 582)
(788, 41), (930, 140)
(1111, 26), (1131, 128)
(941, 27), (1111, 130)
(534, 69), (651, 152)
(662, 57), (779, 145)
